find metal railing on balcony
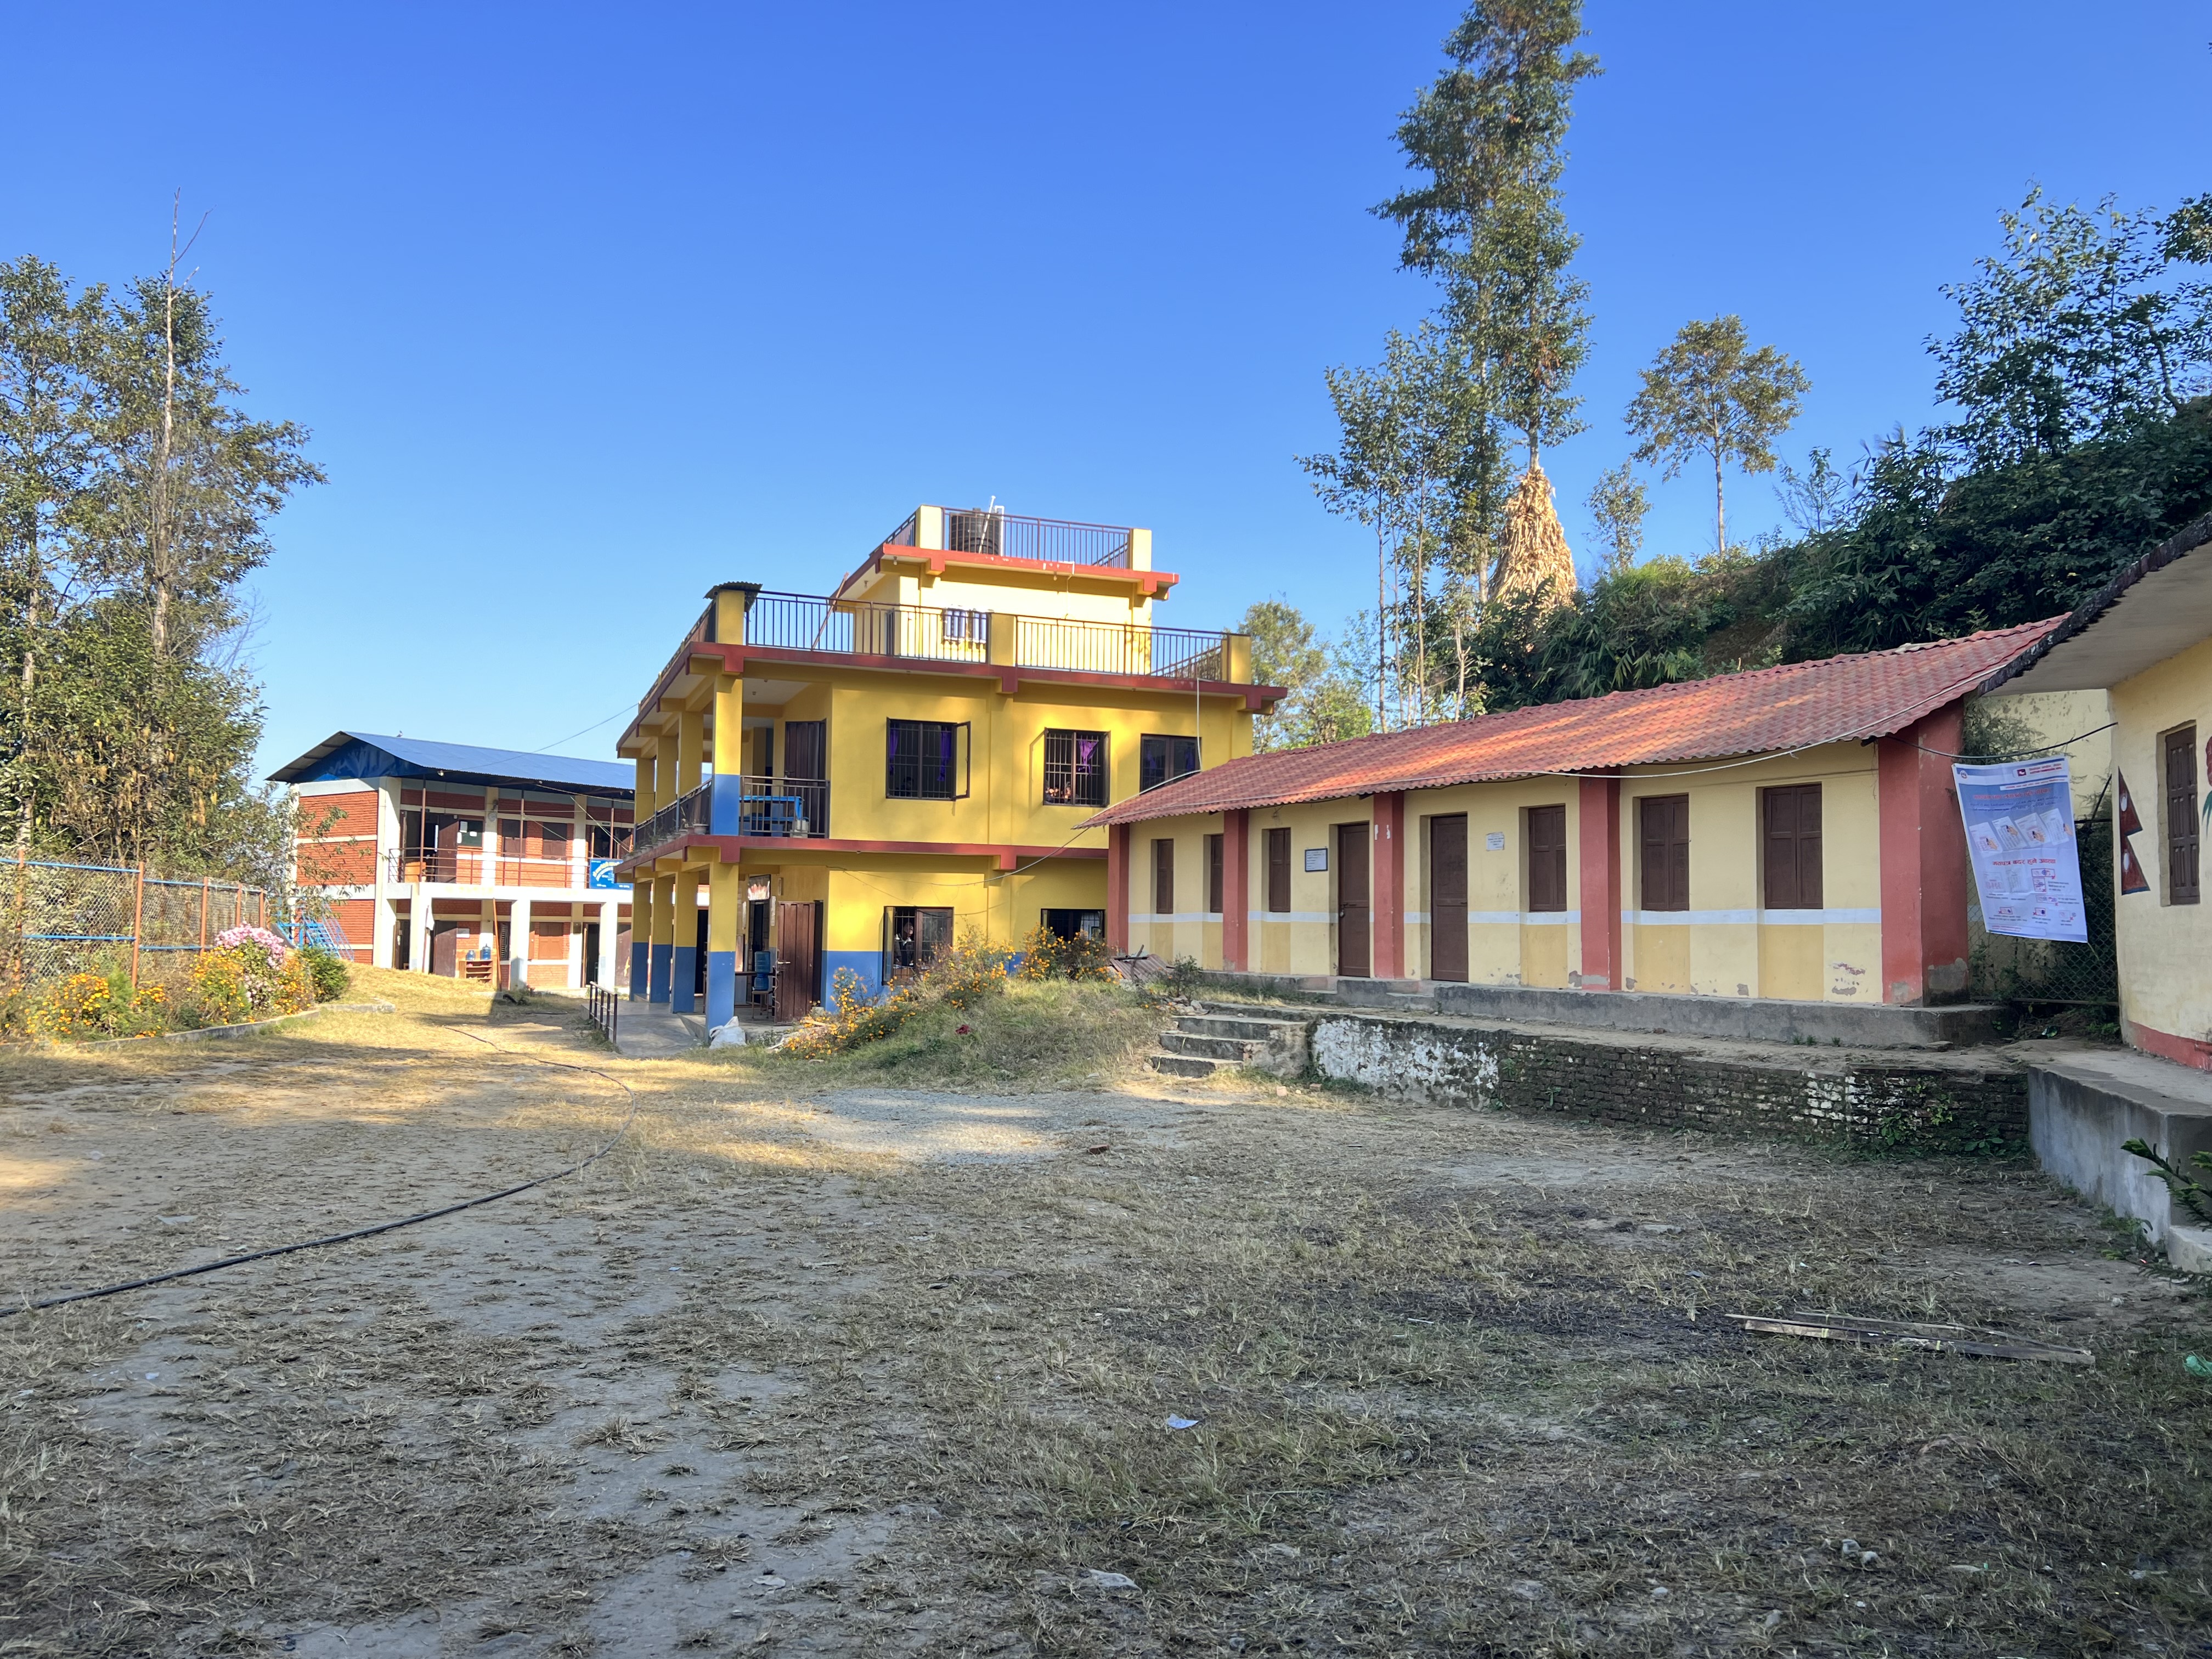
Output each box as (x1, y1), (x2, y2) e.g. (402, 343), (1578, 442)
(732, 774), (828, 838)
(633, 775), (831, 854)
(881, 506), (1134, 568)
(737, 591), (1243, 681)
(387, 850), (613, 888)
(638, 779), (715, 853)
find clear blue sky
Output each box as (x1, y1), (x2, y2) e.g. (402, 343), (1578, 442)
(5, 2), (2207, 776)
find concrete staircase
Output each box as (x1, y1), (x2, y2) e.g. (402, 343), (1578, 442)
(1148, 1007), (1311, 1079)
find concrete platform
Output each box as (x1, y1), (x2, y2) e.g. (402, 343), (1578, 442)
(611, 1000), (704, 1059)
(2027, 1047), (2212, 1251)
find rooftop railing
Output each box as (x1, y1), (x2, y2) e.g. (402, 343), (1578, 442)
(879, 506), (1135, 568)
(739, 591), (1240, 681)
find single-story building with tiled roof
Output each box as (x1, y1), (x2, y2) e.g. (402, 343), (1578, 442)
(1086, 619), (2064, 1009)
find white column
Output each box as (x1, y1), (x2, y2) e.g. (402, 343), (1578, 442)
(373, 896), (398, 969)
(409, 889), (432, 974)
(566, 921), (582, 989)
(510, 894), (533, 989)
(600, 898), (620, 985)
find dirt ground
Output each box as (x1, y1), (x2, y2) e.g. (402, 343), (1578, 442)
(2, 968), (2208, 1658)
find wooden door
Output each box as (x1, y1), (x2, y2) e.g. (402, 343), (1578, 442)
(1429, 815), (1468, 983)
(774, 901), (821, 1021)
(583, 923), (601, 986)
(430, 923), (459, 978)
(1336, 822), (1371, 978)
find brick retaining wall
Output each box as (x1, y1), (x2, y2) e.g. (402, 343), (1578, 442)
(1307, 1013), (2028, 1154)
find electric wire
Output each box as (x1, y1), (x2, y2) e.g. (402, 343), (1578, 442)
(0, 1022), (637, 1320)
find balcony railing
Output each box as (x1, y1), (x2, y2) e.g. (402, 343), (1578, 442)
(739, 591), (1240, 681)
(634, 775), (831, 854)
(638, 780), (715, 853)
(388, 849), (627, 888)
(881, 506), (1134, 568)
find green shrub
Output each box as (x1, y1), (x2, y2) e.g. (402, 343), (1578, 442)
(298, 945), (351, 1003)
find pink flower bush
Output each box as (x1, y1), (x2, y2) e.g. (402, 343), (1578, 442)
(215, 926), (291, 972)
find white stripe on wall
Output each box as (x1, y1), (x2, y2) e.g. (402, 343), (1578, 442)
(1621, 907), (1880, 927)
(1130, 912), (1221, 925)
(1248, 911), (1335, 925)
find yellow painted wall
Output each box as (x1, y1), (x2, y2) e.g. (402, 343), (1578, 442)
(722, 669), (1245, 852)
(1121, 739), (1887, 1002)
(843, 561), (1156, 628)
(2110, 635), (2212, 1047)
(1985, 687), (2115, 815)
(1617, 744), (1880, 1003)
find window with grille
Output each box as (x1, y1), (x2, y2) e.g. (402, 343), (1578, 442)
(1205, 833), (1224, 914)
(2166, 725), (2200, 905)
(1152, 838), (1176, 915)
(1139, 733), (1200, 793)
(1265, 827), (1291, 913)
(1761, 785), (1823, 910)
(887, 720), (965, 800)
(1042, 729), (1109, 806)
(941, 607), (989, 643)
(1526, 804), (1567, 913)
(1638, 794), (1690, 912)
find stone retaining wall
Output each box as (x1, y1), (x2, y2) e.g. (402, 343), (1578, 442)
(1307, 1012), (2028, 1154)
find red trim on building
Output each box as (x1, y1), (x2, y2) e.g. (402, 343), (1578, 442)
(1876, 707), (1971, 1007)
(1578, 774), (1622, 990)
(2128, 1020), (2212, 1073)
(1107, 823), (1131, 955)
(1222, 808), (1250, 970)
(618, 833), (1108, 877)
(1372, 792), (1406, 979)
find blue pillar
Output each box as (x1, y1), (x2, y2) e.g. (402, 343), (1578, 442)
(629, 939), (649, 1000)
(672, 943), (698, 1013)
(706, 950), (738, 1031)
(649, 943), (672, 1004)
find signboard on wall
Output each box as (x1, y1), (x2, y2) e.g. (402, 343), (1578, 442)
(586, 859), (623, 890)
(1953, 758), (2087, 943)
(1304, 847), (1328, 872)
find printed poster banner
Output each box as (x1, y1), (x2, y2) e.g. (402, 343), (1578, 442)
(1953, 757), (2087, 944)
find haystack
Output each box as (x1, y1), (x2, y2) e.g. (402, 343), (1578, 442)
(1491, 461), (1577, 611)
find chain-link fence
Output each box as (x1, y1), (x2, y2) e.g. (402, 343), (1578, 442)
(4, 858), (272, 994)
(1968, 809), (2118, 1011)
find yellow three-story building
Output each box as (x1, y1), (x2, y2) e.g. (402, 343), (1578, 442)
(614, 505), (1278, 1027)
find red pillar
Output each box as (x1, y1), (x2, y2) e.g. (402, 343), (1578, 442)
(1372, 791), (1407, 980)
(1222, 808), (1250, 970)
(1577, 774), (1622, 990)
(1877, 704), (1971, 1005)
(1106, 821), (1131, 955)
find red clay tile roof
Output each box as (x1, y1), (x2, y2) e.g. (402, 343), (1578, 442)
(1090, 619), (2064, 826)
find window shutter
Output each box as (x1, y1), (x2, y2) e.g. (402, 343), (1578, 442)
(1527, 805), (1567, 913)
(1266, 827), (1291, 913)
(2168, 726), (2200, 905)
(1205, 834), (1224, 915)
(1152, 838), (1176, 916)
(1639, 795), (1690, 912)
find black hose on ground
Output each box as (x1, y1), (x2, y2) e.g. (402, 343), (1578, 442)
(0, 1021), (639, 1319)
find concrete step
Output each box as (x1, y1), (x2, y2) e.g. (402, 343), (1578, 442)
(1385, 992), (1438, 1014)
(1161, 1030), (1266, 1062)
(1177, 1014), (1304, 1042)
(1148, 1051), (1223, 1078)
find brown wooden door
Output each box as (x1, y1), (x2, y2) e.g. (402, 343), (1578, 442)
(1761, 785), (1824, 910)
(1336, 822), (1371, 978)
(1429, 814), (1468, 983)
(430, 923), (460, 978)
(2166, 726), (2200, 904)
(774, 900), (821, 1021)
(1527, 804), (1568, 912)
(1265, 827), (1291, 912)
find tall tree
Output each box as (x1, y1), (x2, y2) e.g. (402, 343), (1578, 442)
(1626, 315), (1809, 554)
(1584, 462), (1646, 575)
(0, 259), (106, 859)
(1932, 187), (2212, 469)
(1376, 0), (1599, 469)
(1240, 601), (1374, 750)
